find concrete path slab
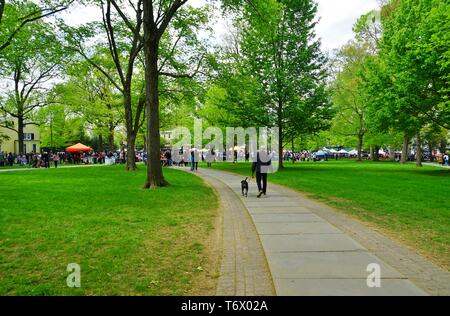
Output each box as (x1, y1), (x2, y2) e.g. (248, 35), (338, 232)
(251, 213), (324, 223)
(248, 208), (312, 215)
(191, 168), (434, 296)
(260, 234), (365, 252)
(256, 222), (343, 235)
(275, 279), (427, 296)
(265, 251), (404, 278)
(197, 173), (275, 296)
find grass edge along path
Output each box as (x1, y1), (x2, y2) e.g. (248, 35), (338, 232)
(0, 166), (221, 295)
(209, 161), (450, 270)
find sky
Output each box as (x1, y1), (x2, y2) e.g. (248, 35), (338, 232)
(59, 0), (380, 53)
(315, 0), (379, 51)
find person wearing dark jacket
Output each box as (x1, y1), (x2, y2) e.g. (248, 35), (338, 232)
(252, 150), (272, 198)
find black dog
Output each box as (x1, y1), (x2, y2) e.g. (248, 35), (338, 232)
(241, 177), (249, 197)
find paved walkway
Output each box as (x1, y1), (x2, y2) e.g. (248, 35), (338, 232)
(423, 162), (450, 169)
(183, 167), (450, 296)
(199, 173), (275, 296)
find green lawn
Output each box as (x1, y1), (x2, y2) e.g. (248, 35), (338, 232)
(210, 160), (450, 269)
(0, 163), (74, 169)
(0, 165), (219, 295)
(0, 164), (31, 169)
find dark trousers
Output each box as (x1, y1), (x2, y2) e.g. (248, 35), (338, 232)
(256, 172), (267, 193)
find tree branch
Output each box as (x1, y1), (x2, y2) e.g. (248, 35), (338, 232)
(102, 1), (126, 87)
(156, 0), (188, 39)
(0, 124), (18, 133)
(0, 1), (73, 51)
(109, 0), (143, 42)
(75, 47), (123, 93)
(159, 55), (204, 79)
(158, 25), (186, 72)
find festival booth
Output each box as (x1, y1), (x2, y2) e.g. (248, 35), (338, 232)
(65, 143), (94, 164)
(338, 149), (349, 157)
(65, 143), (93, 152)
(314, 150), (327, 161)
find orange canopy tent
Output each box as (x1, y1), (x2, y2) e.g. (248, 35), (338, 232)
(65, 143), (93, 152)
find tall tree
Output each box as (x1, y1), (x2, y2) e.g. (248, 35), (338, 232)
(0, 7), (66, 154)
(238, 0), (331, 169)
(62, 0), (145, 170)
(363, 0), (450, 166)
(331, 42), (371, 161)
(52, 59), (123, 151)
(141, 0), (184, 187)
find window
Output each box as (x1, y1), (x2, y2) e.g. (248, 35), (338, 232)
(24, 133), (34, 140)
(32, 144), (37, 152)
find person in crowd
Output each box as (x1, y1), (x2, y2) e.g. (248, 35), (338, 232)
(7, 152), (14, 166)
(160, 152), (167, 166)
(444, 153), (449, 166)
(52, 152), (60, 168)
(164, 150), (172, 166)
(190, 148), (199, 171)
(437, 153), (443, 165)
(43, 152), (50, 168)
(205, 148), (213, 168)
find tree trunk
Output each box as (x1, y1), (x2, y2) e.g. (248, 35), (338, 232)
(98, 134), (104, 153)
(126, 132), (137, 170)
(108, 112), (114, 152)
(291, 136), (295, 164)
(357, 133), (363, 161)
(373, 146), (380, 161)
(143, 134), (147, 153)
(278, 100), (284, 169)
(142, 27), (167, 188)
(50, 117), (53, 149)
(123, 93), (137, 170)
(439, 138), (446, 155)
(428, 143), (434, 162)
(401, 135), (409, 164)
(416, 133), (422, 167)
(108, 127), (114, 152)
(17, 115), (24, 155)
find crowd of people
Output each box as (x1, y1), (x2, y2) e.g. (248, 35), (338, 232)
(0, 150), (144, 168)
(437, 152), (449, 166)
(159, 148), (209, 170)
(1, 147), (448, 169)
(0, 152), (64, 168)
(283, 151), (314, 162)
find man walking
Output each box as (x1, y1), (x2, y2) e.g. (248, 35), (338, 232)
(52, 152), (60, 168)
(252, 149), (272, 198)
(190, 148), (199, 171)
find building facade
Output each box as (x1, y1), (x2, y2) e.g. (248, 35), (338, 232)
(0, 118), (40, 154)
